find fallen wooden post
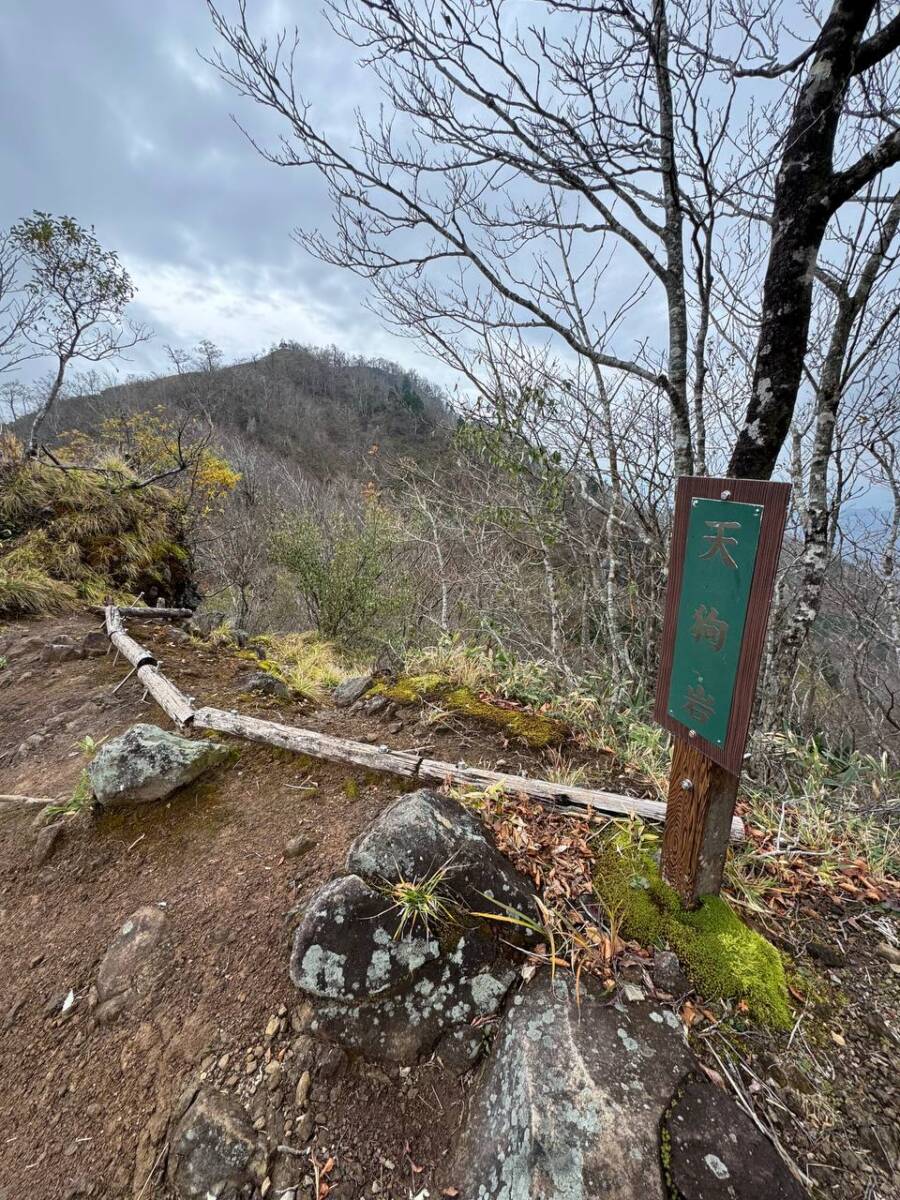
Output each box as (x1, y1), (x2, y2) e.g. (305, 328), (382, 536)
(194, 706), (744, 841)
(137, 664), (195, 727)
(0, 794), (58, 806)
(417, 759), (744, 841)
(192, 706), (424, 776)
(91, 605), (193, 620)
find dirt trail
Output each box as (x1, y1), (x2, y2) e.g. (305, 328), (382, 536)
(0, 614), (539, 1200)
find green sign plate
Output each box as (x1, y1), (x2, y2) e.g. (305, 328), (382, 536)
(666, 497), (763, 746)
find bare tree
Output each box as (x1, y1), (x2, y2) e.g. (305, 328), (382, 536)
(0, 230), (41, 377)
(728, 1), (900, 478)
(208, 1), (900, 489)
(10, 212), (148, 454)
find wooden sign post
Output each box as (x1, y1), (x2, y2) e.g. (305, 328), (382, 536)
(654, 476), (790, 907)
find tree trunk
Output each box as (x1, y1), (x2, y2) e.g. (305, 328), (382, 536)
(728, 0), (878, 480)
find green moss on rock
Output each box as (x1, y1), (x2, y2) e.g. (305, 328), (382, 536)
(371, 674), (566, 748)
(594, 838), (791, 1030)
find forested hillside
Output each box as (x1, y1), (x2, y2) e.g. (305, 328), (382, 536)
(25, 340), (451, 478)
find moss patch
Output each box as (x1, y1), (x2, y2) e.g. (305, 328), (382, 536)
(371, 673), (446, 704)
(594, 835), (792, 1029)
(371, 674), (566, 748)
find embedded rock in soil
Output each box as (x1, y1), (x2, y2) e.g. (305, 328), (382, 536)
(451, 972), (693, 1200)
(93, 905), (171, 1023)
(167, 1088), (265, 1200)
(300, 927), (517, 1065)
(41, 635), (83, 663)
(652, 949), (691, 996)
(332, 674), (374, 708)
(81, 630), (109, 657)
(87, 723), (229, 806)
(347, 789), (538, 921)
(290, 793), (536, 1065)
(237, 670), (291, 700)
(186, 610), (226, 638)
(32, 821), (64, 866)
(664, 1073), (808, 1199)
(291, 874), (516, 1065)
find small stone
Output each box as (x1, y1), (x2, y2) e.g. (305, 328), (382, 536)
(807, 941), (846, 968)
(284, 836), (316, 860)
(332, 675), (374, 708)
(621, 982), (645, 1003)
(81, 630), (109, 657)
(652, 950), (690, 996)
(33, 822), (65, 867)
(875, 941), (900, 966)
(217, 1054), (230, 1071)
(265, 1015), (280, 1039)
(295, 1111), (314, 1141)
(295, 1069), (311, 1109)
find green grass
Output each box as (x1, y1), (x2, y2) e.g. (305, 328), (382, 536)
(380, 861), (459, 940)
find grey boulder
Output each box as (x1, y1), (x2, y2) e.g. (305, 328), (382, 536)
(663, 1073), (807, 1200)
(88, 723), (229, 806)
(332, 674), (374, 707)
(290, 874), (441, 1001)
(347, 789), (538, 921)
(237, 670), (291, 700)
(290, 791), (536, 1066)
(450, 972), (693, 1200)
(167, 1089), (265, 1200)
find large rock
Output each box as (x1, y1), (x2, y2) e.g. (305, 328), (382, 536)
(451, 973), (693, 1199)
(332, 674), (374, 708)
(167, 1089), (265, 1200)
(93, 905), (171, 1023)
(290, 791), (536, 1066)
(663, 1074), (807, 1200)
(88, 723), (229, 806)
(347, 789), (538, 920)
(299, 924), (517, 1066)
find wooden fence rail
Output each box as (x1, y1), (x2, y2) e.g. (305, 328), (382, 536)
(102, 606), (745, 841)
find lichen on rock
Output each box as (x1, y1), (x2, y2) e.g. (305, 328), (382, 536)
(289, 790), (539, 1067)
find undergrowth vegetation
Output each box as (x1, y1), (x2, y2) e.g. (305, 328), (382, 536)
(0, 419), (238, 618)
(593, 822), (792, 1029)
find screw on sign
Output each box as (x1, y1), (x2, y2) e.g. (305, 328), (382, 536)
(653, 477), (790, 906)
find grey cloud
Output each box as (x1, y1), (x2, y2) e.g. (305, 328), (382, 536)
(0, 0), (442, 380)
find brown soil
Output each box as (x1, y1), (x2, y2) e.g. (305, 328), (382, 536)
(0, 613), (561, 1200)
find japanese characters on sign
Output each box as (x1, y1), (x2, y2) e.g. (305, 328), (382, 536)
(666, 497), (762, 747)
(654, 477), (790, 775)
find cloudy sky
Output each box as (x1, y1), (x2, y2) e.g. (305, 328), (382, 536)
(0, 0), (440, 381)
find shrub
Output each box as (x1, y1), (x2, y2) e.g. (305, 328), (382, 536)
(269, 505), (401, 646)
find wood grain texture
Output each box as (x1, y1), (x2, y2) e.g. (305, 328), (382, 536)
(136, 664), (195, 726)
(91, 605), (192, 620)
(654, 475), (790, 773)
(661, 740), (740, 905)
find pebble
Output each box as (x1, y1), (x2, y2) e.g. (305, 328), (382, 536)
(295, 1069), (311, 1109)
(265, 1015), (280, 1039)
